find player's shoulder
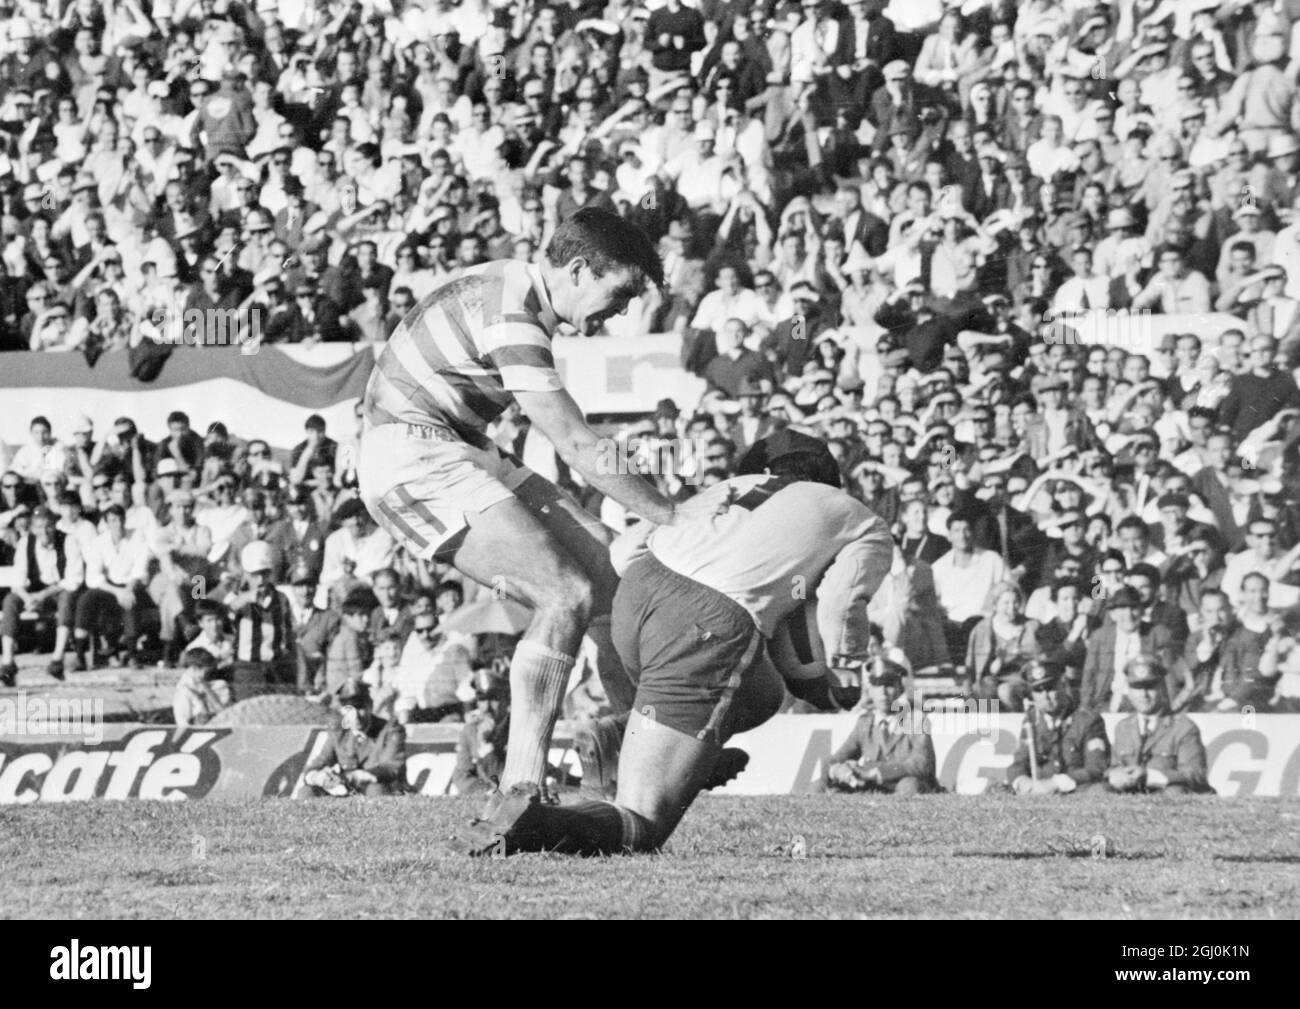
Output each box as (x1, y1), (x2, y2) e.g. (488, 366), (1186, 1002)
(777, 478), (878, 521)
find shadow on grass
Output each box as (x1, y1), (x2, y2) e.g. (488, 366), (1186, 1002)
(952, 851), (1167, 860)
(1213, 854), (1300, 864)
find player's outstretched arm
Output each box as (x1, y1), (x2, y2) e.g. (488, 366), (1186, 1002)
(516, 387), (678, 526)
(816, 514), (896, 661)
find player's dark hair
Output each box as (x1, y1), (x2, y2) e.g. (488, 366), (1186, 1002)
(766, 451), (842, 489)
(545, 207), (664, 290)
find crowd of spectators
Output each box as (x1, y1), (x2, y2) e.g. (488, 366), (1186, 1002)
(0, 407), (537, 733)
(4, 0), (1300, 742)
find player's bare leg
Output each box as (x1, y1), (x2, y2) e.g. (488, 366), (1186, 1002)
(450, 496), (594, 792)
(474, 657), (786, 855)
(576, 651), (784, 799)
(513, 474), (635, 711)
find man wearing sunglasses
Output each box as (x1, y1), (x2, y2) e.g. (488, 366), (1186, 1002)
(392, 610), (473, 725)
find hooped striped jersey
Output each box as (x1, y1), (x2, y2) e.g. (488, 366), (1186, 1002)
(364, 260), (563, 446)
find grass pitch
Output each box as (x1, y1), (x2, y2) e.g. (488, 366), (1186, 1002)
(4, 795), (1298, 919)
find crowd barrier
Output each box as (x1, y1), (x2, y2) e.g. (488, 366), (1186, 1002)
(1, 713), (1296, 803)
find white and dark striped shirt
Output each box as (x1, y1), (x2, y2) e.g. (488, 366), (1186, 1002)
(363, 260), (562, 446)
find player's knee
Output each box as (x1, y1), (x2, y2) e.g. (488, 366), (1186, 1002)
(893, 776), (922, 796)
(545, 568), (595, 624)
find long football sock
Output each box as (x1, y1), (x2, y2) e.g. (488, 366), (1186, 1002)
(500, 639), (576, 789)
(518, 801), (655, 855)
(585, 614), (636, 713)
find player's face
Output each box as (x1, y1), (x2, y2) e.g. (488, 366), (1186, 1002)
(566, 263), (642, 336)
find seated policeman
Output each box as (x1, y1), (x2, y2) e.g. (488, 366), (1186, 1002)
(826, 660), (938, 795)
(1007, 659), (1110, 796)
(1107, 656), (1214, 795)
(302, 678), (407, 797)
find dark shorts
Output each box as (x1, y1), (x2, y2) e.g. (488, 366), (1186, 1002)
(611, 554), (762, 743)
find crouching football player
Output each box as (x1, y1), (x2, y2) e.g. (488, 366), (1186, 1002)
(470, 431), (895, 854)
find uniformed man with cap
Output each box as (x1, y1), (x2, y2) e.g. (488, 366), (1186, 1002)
(826, 655), (938, 795)
(302, 678), (407, 797)
(1107, 656), (1213, 794)
(1007, 659), (1110, 795)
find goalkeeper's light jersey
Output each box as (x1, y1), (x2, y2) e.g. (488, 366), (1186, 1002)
(644, 474), (895, 654)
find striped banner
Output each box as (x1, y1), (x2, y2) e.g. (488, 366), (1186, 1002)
(0, 346), (375, 451)
(0, 335), (705, 450)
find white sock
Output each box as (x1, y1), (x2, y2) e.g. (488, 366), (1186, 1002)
(500, 639), (576, 789)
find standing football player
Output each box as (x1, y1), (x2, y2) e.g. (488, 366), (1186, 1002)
(359, 208), (677, 806)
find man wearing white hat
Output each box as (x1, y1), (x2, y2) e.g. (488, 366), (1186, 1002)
(662, 120), (736, 212)
(1260, 132), (1300, 210)
(229, 540), (297, 691)
(1093, 206), (1149, 279)
(0, 16), (67, 93)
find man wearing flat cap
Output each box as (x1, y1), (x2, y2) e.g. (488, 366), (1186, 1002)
(827, 643), (938, 795)
(1081, 585), (1175, 712)
(302, 678), (408, 797)
(1023, 369), (1097, 463)
(1107, 657), (1213, 794)
(1007, 659), (1110, 795)
(870, 58), (946, 155)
